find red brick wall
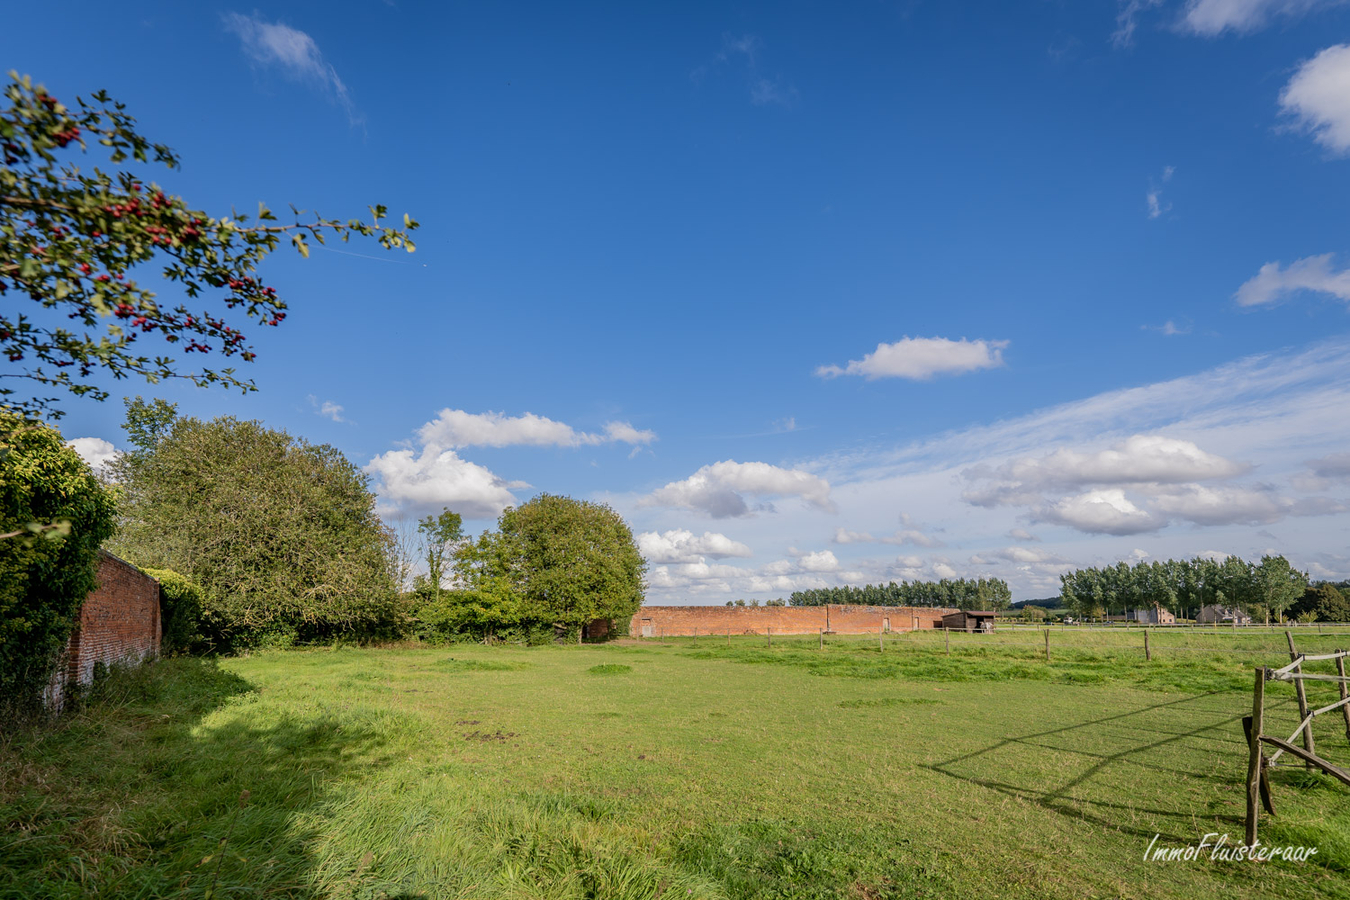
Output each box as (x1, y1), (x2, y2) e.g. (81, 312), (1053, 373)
(63, 551), (161, 688)
(628, 605), (956, 637)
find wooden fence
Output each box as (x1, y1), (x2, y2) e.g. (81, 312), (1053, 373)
(1243, 633), (1350, 845)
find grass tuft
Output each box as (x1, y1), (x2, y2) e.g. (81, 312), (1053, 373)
(588, 663), (633, 675)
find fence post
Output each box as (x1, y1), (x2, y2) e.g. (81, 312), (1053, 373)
(819, 627), (823, 650)
(879, 628), (884, 652)
(1245, 667), (1266, 847)
(945, 628), (950, 656)
(1337, 650), (1350, 743)
(1287, 631), (1316, 766)
(1044, 628), (1050, 662)
(1144, 630), (1151, 662)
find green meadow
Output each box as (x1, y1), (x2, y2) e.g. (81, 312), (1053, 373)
(4, 632), (1349, 899)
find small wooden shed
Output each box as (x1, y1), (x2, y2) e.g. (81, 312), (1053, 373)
(941, 610), (997, 633)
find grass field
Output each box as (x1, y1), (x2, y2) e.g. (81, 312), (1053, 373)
(3, 630), (1349, 899)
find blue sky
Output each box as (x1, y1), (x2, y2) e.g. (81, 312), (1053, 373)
(8, 0), (1350, 601)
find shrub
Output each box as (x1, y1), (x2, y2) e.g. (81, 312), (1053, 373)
(0, 415), (115, 724)
(141, 568), (204, 655)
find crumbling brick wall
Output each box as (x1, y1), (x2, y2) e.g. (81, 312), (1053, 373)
(63, 551), (161, 688)
(628, 604), (956, 637)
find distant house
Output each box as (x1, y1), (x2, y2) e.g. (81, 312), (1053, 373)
(1130, 608), (1176, 625)
(941, 610), (997, 633)
(1196, 604), (1251, 625)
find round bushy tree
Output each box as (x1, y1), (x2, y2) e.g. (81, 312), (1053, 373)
(108, 401), (395, 648)
(498, 494), (646, 640)
(0, 414), (115, 721)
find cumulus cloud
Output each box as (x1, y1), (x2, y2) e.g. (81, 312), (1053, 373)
(1281, 44), (1350, 154)
(222, 12), (361, 125)
(1008, 528), (1041, 542)
(1040, 489), (1162, 535)
(1150, 483), (1345, 525)
(637, 529), (753, 564)
(816, 337), (1008, 381)
(1308, 452), (1350, 479)
(1235, 254), (1350, 307)
(418, 408), (655, 449)
(364, 446), (525, 519)
(640, 460), (835, 518)
(963, 435), (1246, 507)
(67, 437), (118, 475)
(1182, 0), (1344, 36)
(795, 549), (841, 572)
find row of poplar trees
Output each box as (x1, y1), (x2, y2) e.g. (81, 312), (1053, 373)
(1059, 555), (1307, 622)
(789, 577), (1013, 609)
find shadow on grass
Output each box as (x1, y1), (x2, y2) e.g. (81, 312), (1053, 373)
(922, 691), (1286, 844)
(0, 656), (406, 900)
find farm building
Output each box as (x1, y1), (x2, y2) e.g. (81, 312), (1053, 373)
(1196, 604), (1252, 625)
(1105, 608), (1178, 625)
(627, 604), (956, 638)
(48, 551), (161, 707)
(940, 610), (998, 632)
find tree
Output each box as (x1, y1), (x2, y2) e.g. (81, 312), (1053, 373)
(0, 412), (114, 721)
(0, 73), (417, 422)
(1250, 555), (1308, 624)
(496, 495), (646, 641)
(1290, 584), (1350, 624)
(416, 507), (463, 604)
(107, 399), (395, 647)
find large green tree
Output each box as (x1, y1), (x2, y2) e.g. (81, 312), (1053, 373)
(1, 72), (417, 422)
(107, 399), (395, 647)
(0, 413), (114, 721)
(430, 494), (646, 642)
(498, 494), (646, 639)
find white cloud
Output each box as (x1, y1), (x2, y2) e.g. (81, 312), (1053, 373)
(815, 337), (1009, 381)
(637, 529), (753, 564)
(640, 460), (835, 518)
(1281, 44), (1350, 154)
(695, 34), (796, 108)
(1008, 528), (1041, 542)
(222, 12), (361, 125)
(1182, 0), (1343, 36)
(830, 525), (943, 547)
(1113, 0), (1165, 47)
(1149, 483), (1345, 525)
(417, 408), (655, 449)
(1144, 319), (1191, 336)
(364, 447), (524, 519)
(308, 394), (347, 423)
(969, 546), (1068, 565)
(963, 435), (1247, 507)
(67, 437), (117, 475)
(1146, 165), (1174, 219)
(796, 549), (840, 572)
(1040, 489), (1162, 535)
(1235, 254), (1350, 307)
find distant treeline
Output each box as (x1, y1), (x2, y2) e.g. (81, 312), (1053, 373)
(1060, 555), (1306, 621)
(789, 577), (1012, 609)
